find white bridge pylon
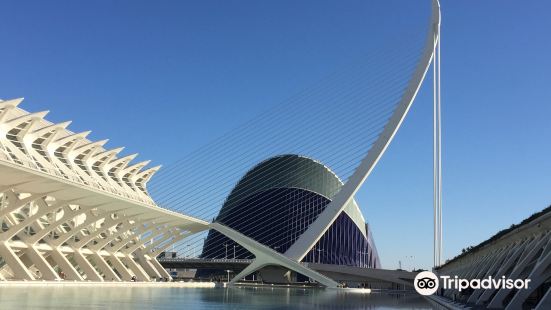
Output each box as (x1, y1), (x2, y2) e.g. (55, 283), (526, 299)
(209, 0), (442, 286)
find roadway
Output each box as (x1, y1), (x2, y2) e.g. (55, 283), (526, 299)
(158, 258), (418, 287)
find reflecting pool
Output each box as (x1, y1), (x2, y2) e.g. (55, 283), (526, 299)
(0, 286), (440, 309)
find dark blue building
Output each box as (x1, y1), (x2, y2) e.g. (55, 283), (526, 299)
(198, 155), (380, 280)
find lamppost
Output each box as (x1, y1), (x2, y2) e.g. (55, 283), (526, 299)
(316, 248), (324, 264)
(224, 243), (228, 259)
(233, 245), (236, 259)
(225, 270), (231, 283)
(187, 244), (190, 258)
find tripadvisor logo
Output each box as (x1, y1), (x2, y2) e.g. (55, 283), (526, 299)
(413, 271), (531, 296)
(414, 271), (439, 295)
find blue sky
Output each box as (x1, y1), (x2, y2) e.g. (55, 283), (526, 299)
(1, 0), (550, 270)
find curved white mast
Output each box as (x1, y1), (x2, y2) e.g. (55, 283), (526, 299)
(285, 0), (442, 263)
(212, 1), (442, 286)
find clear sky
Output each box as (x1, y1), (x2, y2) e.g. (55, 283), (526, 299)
(1, 0), (550, 270)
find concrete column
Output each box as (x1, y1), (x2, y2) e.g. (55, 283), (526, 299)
(121, 255), (150, 281)
(25, 247), (59, 280)
(477, 242), (527, 305)
(502, 241), (551, 309)
(469, 247), (511, 304)
(48, 248), (83, 281)
(0, 242), (34, 280)
(488, 236), (548, 308)
(90, 252), (120, 282)
(72, 251), (103, 281)
(230, 260), (266, 284)
(107, 255), (134, 281)
(136, 254), (162, 279)
(149, 257), (171, 279)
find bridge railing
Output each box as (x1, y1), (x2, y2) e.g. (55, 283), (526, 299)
(157, 257), (254, 264)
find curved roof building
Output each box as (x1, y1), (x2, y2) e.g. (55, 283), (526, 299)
(199, 154), (380, 279)
(0, 98), (208, 282)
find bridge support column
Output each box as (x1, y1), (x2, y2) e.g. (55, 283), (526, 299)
(230, 260), (265, 284)
(210, 223), (339, 288)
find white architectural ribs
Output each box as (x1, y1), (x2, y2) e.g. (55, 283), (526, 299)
(436, 210), (551, 310)
(0, 98), (209, 281)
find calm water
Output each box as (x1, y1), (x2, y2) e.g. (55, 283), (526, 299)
(0, 287), (438, 309)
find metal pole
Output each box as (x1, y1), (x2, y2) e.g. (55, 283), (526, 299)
(224, 243), (228, 259)
(433, 22), (442, 267)
(433, 31), (438, 268)
(437, 25), (443, 267)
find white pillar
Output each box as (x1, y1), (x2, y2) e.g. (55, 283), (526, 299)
(135, 253), (162, 279)
(48, 248), (83, 281)
(0, 242), (35, 280)
(25, 246), (60, 280)
(107, 255), (134, 281)
(149, 257), (171, 279)
(122, 255), (150, 282)
(72, 251), (103, 281)
(90, 252), (121, 282)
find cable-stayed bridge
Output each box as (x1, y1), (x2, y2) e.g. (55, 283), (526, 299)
(0, 0), (441, 290)
(149, 0), (442, 288)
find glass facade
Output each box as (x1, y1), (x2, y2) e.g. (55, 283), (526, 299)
(198, 155), (380, 278)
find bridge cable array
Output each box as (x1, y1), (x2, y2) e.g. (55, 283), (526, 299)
(147, 17), (432, 263)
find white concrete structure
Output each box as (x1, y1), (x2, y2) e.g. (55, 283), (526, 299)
(436, 208), (551, 310)
(0, 98), (208, 281)
(0, 98), (339, 286)
(0, 0), (442, 287)
(220, 0), (442, 286)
